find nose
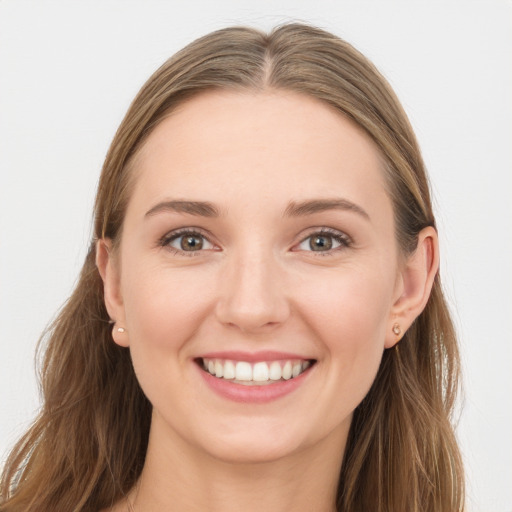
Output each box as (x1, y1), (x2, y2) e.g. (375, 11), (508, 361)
(214, 249), (290, 333)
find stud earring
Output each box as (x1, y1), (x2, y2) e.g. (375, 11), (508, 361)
(392, 323), (401, 336)
(117, 327), (125, 333)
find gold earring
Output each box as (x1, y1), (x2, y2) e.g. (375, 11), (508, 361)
(392, 323), (401, 336)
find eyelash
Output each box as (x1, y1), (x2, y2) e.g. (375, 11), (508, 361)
(295, 228), (352, 256)
(158, 227), (352, 257)
(158, 228), (215, 257)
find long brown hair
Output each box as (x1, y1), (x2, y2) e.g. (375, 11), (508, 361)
(0, 24), (464, 511)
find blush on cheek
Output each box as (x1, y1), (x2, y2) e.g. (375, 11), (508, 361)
(125, 268), (215, 345)
(306, 283), (388, 401)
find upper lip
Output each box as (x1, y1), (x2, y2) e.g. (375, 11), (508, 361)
(197, 350), (315, 362)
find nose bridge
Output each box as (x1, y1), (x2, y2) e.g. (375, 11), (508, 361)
(215, 241), (289, 331)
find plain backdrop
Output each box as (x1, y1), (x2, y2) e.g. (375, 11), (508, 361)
(0, 1), (511, 511)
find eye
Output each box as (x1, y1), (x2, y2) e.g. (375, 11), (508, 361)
(296, 230), (351, 253)
(163, 230), (215, 253)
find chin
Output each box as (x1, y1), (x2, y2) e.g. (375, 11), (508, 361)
(190, 419), (318, 465)
(206, 438), (301, 465)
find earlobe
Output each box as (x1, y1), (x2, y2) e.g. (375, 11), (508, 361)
(95, 239), (129, 347)
(385, 226), (439, 348)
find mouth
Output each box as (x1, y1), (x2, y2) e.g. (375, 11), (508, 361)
(195, 357), (316, 386)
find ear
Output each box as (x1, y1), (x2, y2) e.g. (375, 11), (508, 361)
(96, 239), (129, 347)
(385, 226), (439, 348)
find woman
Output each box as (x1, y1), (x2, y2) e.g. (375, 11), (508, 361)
(0, 24), (464, 511)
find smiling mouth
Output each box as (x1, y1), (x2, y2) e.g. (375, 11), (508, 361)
(196, 358), (316, 386)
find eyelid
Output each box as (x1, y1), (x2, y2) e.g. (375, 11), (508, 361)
(292, 227), (352, 253)
(157, 226), (352, 256)
(158, 227), (219, 255)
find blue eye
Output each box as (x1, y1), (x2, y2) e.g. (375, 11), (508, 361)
(164, 231), (214, 252)
(297, 231), (350, 252)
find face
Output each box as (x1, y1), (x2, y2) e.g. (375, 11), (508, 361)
(103, 90), (407, 464)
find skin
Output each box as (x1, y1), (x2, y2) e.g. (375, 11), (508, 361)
(97, 90), (438, 512)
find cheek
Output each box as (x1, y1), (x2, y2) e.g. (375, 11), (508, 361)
(299, 265), (393, 341)
(296, 266), (393, 389)
(121, 264), (216, 360)
(119, 263), (220, 416)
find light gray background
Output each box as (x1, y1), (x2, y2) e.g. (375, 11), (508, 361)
(1, 1), (511, 511)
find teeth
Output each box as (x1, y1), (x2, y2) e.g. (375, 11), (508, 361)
(269, 361), (282, 381)
(235, 361), (252, 381)
(253, 362), (269, 382)
(201, 358), (313, 384)
(282, 361), (292, 380)
(224, 360), (236, 380)
(214, 360), (223, 378)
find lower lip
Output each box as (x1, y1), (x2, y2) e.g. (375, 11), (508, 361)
(197, 363), (313, 404)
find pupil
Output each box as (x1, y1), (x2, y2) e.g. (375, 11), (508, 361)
(182, 235), (203, 251)
(310, 235), (332, 251)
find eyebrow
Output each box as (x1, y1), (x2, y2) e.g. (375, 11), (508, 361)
(284, 198), (370, 220)
(145, 200), (220, 218)
(144, 197), (370, 220)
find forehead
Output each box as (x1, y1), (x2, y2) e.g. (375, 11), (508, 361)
(129, 89), (390, 218)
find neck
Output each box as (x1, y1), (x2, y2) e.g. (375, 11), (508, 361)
(126, 414), (348, 512)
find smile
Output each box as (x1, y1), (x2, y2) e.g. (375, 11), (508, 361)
(199, 358), (314, 385)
